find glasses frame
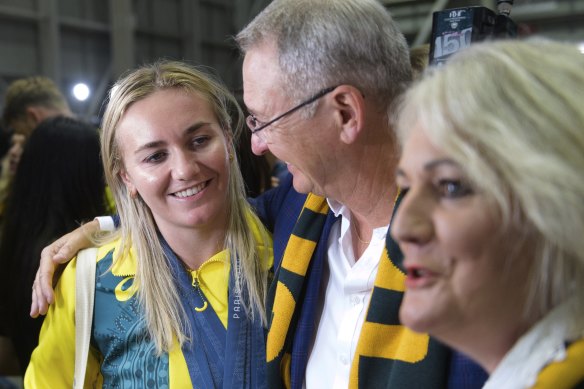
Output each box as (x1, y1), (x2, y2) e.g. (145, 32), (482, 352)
(246, 85), (338, 138)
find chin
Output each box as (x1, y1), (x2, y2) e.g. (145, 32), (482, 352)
(399, 296), (437, 335)
(291, 173), (314, 195)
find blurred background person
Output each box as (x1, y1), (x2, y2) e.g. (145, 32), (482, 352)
(2, 76), (73, 139)
(392, 39), (584, 388)
(0, 76), (73, 219)
(409, 43), (430, 81)
(236, 124), (273, 197)
(0, 125), (12, 164)
(0, 116), (108, 373)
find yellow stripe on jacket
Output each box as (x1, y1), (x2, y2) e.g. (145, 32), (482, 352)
(26, 210), (273, 388)
(531, 338), (584, 389)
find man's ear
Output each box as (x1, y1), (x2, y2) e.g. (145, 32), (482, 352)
(331, 85), (365, 145)
(25, 106), (46, 125)
(12, 107), (43, 137)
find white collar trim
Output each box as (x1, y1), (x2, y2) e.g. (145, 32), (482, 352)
(484, 296), (584, 389)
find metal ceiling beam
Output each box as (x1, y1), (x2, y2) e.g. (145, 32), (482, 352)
(86, 62), (112, 118)
(412, 0), (450, 46)
(38, 0), (60, 83)
(181, 0), (203, 62)
(109, 0), (134, 80)
(0, 4), (37, 21)
(234, 0), (268, 30)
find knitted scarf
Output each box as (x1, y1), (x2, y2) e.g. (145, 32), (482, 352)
(265, 192), (450, 389)
(530, 338), (584, 388)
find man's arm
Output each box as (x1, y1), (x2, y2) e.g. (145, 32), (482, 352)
(31, 176), (299, 317)
(248, 173), (295, 233)
(30, 219), (102, 317)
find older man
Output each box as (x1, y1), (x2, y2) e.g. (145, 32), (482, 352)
(237, 1), (469, 388)
(31, 0), (486, 388)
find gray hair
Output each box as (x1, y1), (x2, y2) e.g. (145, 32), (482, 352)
(396, 38), (584, 320)
(236, 0), (412, 112)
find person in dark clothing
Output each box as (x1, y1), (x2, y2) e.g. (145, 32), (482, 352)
(0, 116), (107, 372)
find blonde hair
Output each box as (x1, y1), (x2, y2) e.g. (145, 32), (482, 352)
(396, 39), (584, 321)
(100, 60), (269, 353)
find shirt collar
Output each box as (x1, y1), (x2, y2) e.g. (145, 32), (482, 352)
(326, 197), (388, 241)
(327, 197), (346, 218)
(484, 295), (584, 389)
(108, 208), (273, 277)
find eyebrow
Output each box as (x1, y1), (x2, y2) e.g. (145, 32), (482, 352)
(243, 104), (254, 114)
(134, 122), (212, 154)
(396, 158), (460, 178)
(424, 158), (459, 170)
(244, 98), (271, 121)
(245, 107), (263, 122)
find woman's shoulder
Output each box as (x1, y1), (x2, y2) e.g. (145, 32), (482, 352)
(94, 237), (138, 277)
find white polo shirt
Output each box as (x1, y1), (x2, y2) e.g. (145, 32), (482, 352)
(304, 199), (388, 388)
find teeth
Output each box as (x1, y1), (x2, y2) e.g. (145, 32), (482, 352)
(410, 268), (428, 278)
(174, 182), (206, 198)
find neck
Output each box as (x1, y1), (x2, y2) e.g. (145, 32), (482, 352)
(339, 142), (399, 228)
(350, 215), (374, 260)
(157, 219), (228, 270)
(345, 180), (398, 228)
(337, 121), (399, 260)
(439, 311), (534, 374)
(337, 110), (399, 219)
(347, 185), (396, 261)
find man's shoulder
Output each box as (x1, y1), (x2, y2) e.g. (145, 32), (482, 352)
(260, 173), (307, 203)
(250, 173), (308, 226)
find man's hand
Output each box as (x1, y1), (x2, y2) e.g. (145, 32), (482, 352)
(30, 220), (100, 318)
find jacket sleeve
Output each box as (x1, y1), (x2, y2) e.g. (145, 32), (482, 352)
(25, 257), (101, 388)
(248, 172), (295, 232)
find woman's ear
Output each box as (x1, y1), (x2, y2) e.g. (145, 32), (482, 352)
(331, 85), (365, 145)
(119, 169), (138, 198)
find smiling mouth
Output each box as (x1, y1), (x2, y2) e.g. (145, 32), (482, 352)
(172, 181), (209, 198)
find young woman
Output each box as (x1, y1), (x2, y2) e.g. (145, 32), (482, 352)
(25, 61), (272, 388)
(391, 39), (584, 388)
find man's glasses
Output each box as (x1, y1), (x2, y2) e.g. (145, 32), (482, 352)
(246, 86), (338, 141)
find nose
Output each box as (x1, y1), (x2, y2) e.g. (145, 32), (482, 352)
(171, 151), (199, 181)
(251, 133), (269, 155)
(390, 189), (434, 247)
